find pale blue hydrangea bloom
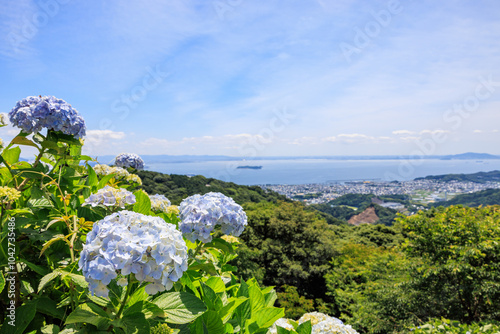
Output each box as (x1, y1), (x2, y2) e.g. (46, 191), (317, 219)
(79, 210), (188, 297)
(178, 192), (247, 243)
(83, 185), (136, 209)
(115, 153), (144, 170)
(9, 96), (86, 138)
(149, 194), (171, 213)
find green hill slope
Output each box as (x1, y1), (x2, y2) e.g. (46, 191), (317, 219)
(432, 188), (500, 207)
(137, 170), (289, 205)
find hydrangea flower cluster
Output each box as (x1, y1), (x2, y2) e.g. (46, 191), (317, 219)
(79, 211), (188, 297)
(83, 185), (136, 209)
(149, 194), (171, 213)
(270, 313), (359, 334)
(9, 96), (86, 138)
(298, 312), (359, 334)
(93, 164), (142, 185)
(0, 186), (21, 204)
(115, 153), (145, 170)
(268, 318), (294, 333)
(178, 192), (247, 243)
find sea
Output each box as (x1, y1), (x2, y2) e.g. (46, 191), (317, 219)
(143, 158), (500, 186)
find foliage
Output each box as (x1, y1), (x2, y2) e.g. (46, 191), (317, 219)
(397, 205), (500, 323)
(234, 201), (339, 303)
(325, 243), (413, 334)
(0, 97), (293, 334)
(276, 285), (315, 319)
(415, 170), (500, 183)
(409, 318), (500, 334)
(431, 188), (500, 207)
(138, 170), (290, 205)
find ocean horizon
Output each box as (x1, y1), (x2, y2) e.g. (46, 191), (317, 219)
(140, 158), (500, 186)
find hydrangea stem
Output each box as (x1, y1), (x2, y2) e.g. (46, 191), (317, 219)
(115, 276), (133, 320)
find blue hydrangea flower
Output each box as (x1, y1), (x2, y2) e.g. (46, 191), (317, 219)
(178, 192), (247, 243)
(149, 194), (171, 213)
(115, 153), (144, 170)
(9, 96), (86, 138)
(83, 185), (136, 209)
(79, 210), (188, 297)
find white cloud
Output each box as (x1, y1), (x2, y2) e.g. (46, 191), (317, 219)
(393, 130), (415, 136)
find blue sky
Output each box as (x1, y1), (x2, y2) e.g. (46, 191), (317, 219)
(1, 0), (500, 158)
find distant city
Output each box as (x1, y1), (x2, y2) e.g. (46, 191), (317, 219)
(261, 179), (500, 206)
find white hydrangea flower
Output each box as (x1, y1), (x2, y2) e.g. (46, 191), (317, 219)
(298, 312), (359, 334)
(93, 164), (142, 185)
(268, 318), (294, 334)
(178, 192), (248, 243)
(149, 194), (171, 213)
(83, 185), (136, 209)
(78, 210), (188, 297)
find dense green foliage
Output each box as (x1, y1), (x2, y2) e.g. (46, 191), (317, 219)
(399, 206), (500, 323)
(138, 170), (289, 205)
(415, 170), (500, 183)
(432, 188), (500, 207)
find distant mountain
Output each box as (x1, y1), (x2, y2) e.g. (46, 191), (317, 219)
(440, 152), (500, 160)
(415, 170), (500, 183)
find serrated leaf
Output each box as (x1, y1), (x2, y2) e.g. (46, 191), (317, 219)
(249, 285), (265, 314)
(133, 190), (151, 215)
(11, 136), (40, 149)
(0, 300), (38, 334)
(220, 297), (248, 323)
(250, 307), (285, 329)
(40, 234), (69, 256)
(2, 146), (21, 165)
(38, 270), (61, 293)
(152, 292), (207, 324)
(62, 272), (88, 289)
(116, 312), (150, 334)
(36, 297), (66, 320)
(295, 320), (312, 334)
(27, 198), (53, 208)
(205, 276), (226, 294)
(65, 303), (111, 330)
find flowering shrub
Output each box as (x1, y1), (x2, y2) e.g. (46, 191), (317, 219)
(79, 210), (188, 297)
(93, 164), (142, 185)
(0, 95), (289, 334)
(0, 186), (21, 204)
(115, 152), (145, 170)
(270, 312), (359, 334)
(179, 192), (248, 243)
(149, 194), (172, 213)
(9, 95), (86, 138)
(83, 185), (136, 208)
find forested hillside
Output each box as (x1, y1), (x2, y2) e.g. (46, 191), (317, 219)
(137, 170), (289, 205)
(432, 188), (500, 207)
(139, 170), (500, 333)
(415, 170), (500, 183)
